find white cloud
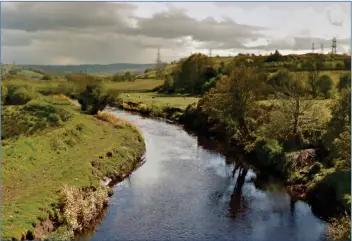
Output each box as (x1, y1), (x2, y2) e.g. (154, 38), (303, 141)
(1, 2), (350, 64)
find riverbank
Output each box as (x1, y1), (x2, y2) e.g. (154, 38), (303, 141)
(1, 95), (145, 240)
(118, 98), (350, 239)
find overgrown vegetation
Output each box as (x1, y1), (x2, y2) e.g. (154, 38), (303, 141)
(1, 80), (145, 240)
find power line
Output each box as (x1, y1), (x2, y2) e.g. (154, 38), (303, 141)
(312, 42), (315, 53)
(331, 37), (337, 55)
(321, 44), (324, 54)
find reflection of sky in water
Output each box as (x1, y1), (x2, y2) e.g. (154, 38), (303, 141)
(85, 110), (328, 241)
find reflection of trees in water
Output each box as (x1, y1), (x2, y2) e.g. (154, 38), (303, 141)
(228, 162), (249, 219)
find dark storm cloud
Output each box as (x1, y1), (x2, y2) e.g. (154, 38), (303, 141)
(2, 2), (136, 32)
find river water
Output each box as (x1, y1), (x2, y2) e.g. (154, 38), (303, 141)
(80, 110), (328, 241)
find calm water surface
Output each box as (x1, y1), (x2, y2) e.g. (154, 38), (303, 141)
(80, 110), (328, 241)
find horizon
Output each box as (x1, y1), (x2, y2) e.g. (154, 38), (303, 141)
(3, 52), (351, 66)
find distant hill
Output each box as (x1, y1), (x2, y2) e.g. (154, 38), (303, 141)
(21, 63), (156, 74)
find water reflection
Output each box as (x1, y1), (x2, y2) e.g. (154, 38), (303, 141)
(229, 164), (248, 219)
(81, 110), (328, 241)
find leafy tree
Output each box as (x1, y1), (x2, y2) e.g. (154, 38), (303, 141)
(317, 75), (333, 98)
(344, 58), (351, 70)
(325, 88), (351, 168)
(266, 71), (309, 147)
(199, 67), (261, 139)
(1, 83), (7, 105)
(174, 54), (214, 94)
(306, 55), (324, 97)
(77, 81), (120, 115)
(112, 73), (124, 82)
(163, 75), (175, 93)
(124, 72), (134, 82)
(337, 73), (351, 91)
(265, 50), (284, 62)
(335, 62), (344, 70)
(41, 74), (52, 80)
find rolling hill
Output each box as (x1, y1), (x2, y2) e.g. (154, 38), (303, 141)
(21, 63), (156, 74)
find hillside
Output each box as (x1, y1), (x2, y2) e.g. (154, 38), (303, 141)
(21, 63), (156, 74)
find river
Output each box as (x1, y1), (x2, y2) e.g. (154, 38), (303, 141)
(79, 110), (328, 241)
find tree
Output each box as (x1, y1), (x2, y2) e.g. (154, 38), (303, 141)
(337, 73), (351, 91)
(174, 54), (214, 94)
(112, 73), (124, 82)
(317, 75), (333, 98)
(41, 74), (52, 80)
(199, 67), (261, 139)
(307, 55), (324, 97)
(77, 81), (120, 115)
(325, 88), (351, 168)
(344, 58), (351, 70)
(265, 50), (284, 62)
(1, 83), (7, 105)
(266, 71), (309, 146)
(163, 75), (175, 93)
(124, 72), (134, 82)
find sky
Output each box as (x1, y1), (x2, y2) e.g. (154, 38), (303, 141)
(1, 1), (351, 65)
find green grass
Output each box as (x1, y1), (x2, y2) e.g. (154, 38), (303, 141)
(1, 97), (145, 240)
(105, 79), (164, 92)
(120, 92), (199, 109)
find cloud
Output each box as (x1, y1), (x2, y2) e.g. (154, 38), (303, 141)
(325, 5), (345, 26)
(2, 2), (136, 32)
(1, 2), (349, 64)
(244, 37), (351, 51)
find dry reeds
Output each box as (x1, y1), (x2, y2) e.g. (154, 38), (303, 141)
(58, 185), (108, 233)
(54, 94), (73, 104)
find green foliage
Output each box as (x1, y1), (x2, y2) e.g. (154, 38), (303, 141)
(247, 137), (284, 171)
(6, 86), (35, 105)
(201, 74), (221, 94)
(309, 162), (324, 175)
(1, 82), (8, 104)
(41, 74), (53, 80)
(112, 73), (124, 82)
(264, 50), (285, 62)
(173, 54), (215, 94)
(325, 88), (351, 149)
(317, 75), (333, 97)
(337, 73), (351, 91)
(163, 75), (175, 93)
(1, 100), (72, 140)
(78, 81), (120, 115)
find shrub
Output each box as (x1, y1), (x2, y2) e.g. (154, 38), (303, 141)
(42, 74), (53, 80)
(7, 86), (35, 105)
(1, 83), (7, 105)
(317, 75), (333, 98)
(78, 82), (120, 115)
(247, 137), (284, 172)
(337, 74), (351, 91)
(309, 162), (324, 175)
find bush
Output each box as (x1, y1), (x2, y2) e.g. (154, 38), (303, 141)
(78, 82), (120, 115)
(309, 162), (324, 175)
(1, 83), (8, 105)
(317, 75), (333, 98)
(337, 74), (351, 91)
(248, 137), (284, 172)
(42, 74), (53, 80)
(7, 86), (35, 105)
(24, 99), (72, 122)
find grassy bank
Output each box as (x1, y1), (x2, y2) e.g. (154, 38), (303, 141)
(1, 95), (145, 240)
